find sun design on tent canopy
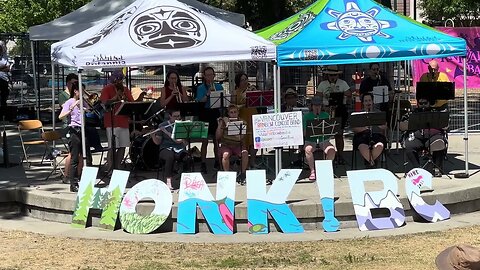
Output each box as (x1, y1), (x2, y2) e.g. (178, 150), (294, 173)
(320, 1), (396, 43)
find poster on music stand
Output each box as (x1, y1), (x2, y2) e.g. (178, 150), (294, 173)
(209, 91), (231, 109)
(373, 86), (389, 104)
(252, 111), (303, 149)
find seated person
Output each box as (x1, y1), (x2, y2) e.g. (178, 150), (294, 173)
(352, 93), (387, 168)
(233, 72), (256, 107)
(281, 88), (301, 112)
(151, 109), (189, 191)
(216, 104), (248, 183)
(399, 98), (447, 177)
(303, 96), (336, 181)
(316, 65), (352, 165)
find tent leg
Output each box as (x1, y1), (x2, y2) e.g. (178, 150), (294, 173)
(454, 57), (469, 178)
(30, 41), (40, 119)
(78, 70), (87, 163)
(273, 63), (282, 176)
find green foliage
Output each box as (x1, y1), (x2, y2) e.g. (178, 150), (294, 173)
(99, 186), (122, 230)
(72, 184), (94, 226)
(91, 189), (102, 209)
(0, 0), (91, 33)
(99, 190), (110, 209)
(419, 0), (480, 26)
(119, 212), (167, 234)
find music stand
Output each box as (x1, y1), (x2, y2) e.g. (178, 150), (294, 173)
(177, 102), (206, 120)
(350, 111), (386, 128)
(172, 121), (209, 171)
(407, 111), (451, 178)
(246, 90), (274, 107)
(416, 82), (455, 104)
(373, 85), (389, 104)
(305, 118), (341, 140)
(115, 101), (152, 177)
(209, 91), (231, 109)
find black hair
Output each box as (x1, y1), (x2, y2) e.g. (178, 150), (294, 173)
(361, 92), (374, 103)
(69, 81), (79, 98)
(369, 62), (380, 69)
(66, 73), (78, 84)
(234, 72), (247, 89)
(164, 70), (182, 90)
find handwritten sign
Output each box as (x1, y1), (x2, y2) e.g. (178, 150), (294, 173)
(252, 111), (304, 149)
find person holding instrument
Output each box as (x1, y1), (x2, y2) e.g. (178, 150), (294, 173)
(0, 41), (10, 122)
(59, 81), (93, 192)
(359, 62), (393, 113)
(400, 98), (447, 177)
(160, 70), (188, 110)
(419, 60), (450, 110)
(100, 69), (134, 173)
(303, 96), (336, 182)
(216, 104), (248, 184)
(316, 65), (351, 165)
(352, 93), (387, 168)
(195, 66), (223, 174)
(151, 109), (189, 191)
(232, 72), (256, 107)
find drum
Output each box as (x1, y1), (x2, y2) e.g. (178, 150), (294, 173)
(130, 136), (159, 170)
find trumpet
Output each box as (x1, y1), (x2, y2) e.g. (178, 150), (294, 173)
(173, 85), (182, 103)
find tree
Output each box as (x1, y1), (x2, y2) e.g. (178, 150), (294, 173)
(99, 186), (122, 230)
(91, 189), (102, 209)
(0, 0), (91, 33)
(419, 0), (480, 27)
(72, 184), (93, 226)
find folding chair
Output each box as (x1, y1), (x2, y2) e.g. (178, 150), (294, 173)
(42, 130), (69, 181)
(17, 120), (46, 167)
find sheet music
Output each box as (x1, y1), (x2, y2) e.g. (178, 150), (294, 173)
(227, 121), (246, 136)
(209, 91), (231, 109)
(373, 86), (389, 104)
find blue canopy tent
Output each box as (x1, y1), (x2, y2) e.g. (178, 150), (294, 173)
(257, 0), (469, 177)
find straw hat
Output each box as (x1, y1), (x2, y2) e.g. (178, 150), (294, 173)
(436, 244), (480, 270)
(323, 65), (343, 75)
(284, 88), (298, 97)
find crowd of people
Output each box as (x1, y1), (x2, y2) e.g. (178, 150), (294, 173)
(56, 60), (451, 192)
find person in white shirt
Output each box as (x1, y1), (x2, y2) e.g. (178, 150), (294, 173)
(316, 65), (352, 165)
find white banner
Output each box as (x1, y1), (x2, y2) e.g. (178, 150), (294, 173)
(252, 111), (304, 149)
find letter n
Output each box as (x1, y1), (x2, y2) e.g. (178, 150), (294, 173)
(177, 172), (236, 234)
(71, 167), (129, 230)
(246, 169), (303, 234)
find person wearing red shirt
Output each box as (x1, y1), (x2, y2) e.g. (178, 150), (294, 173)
(100, 70), (134, 172)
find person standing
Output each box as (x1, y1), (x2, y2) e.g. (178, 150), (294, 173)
(359, 62), (393, 111)
(59, 82), (92, 192)
(0, 41), (11, 122)
(316, 65), (351, 165)
(159, 70), (188, 110)
(195, 67), (223, 174)
(100, 69), (134, 173)
(419, 60), (450, 110)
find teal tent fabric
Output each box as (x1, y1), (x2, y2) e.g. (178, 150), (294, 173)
(257, 0), (466, 66)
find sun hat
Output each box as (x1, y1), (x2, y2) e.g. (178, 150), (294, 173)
(285, 88), (298, 97)
(109, 69), (125, 83)
(323, 65), (343, 75)
(435, 244), (480, 270)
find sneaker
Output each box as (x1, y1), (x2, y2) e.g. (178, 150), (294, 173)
(237, 172), (246, 185)
(201, 162), (207, 174)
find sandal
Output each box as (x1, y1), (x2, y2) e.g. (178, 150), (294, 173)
(309, 171), (316, 182)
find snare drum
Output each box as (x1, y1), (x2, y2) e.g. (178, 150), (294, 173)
(130, 136), (159, 170)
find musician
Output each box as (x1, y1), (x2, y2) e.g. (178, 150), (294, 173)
(359, 62), (393, 111)
(281, 88), (301, 112)
(303, 96), (336, 181)
(400, 98), (447, 177)
(232, 72), (256, 107)
(216, 104), (248, 183)
(159, 70), (188, 110)
(0, 41), (10, 122)
(100, 69), (134, 173)
(151, 109), (189, 191)
(195, 66), (223, 174)
(352, 93), (387, 168)
(316, 65), (352, 165)
(419, 60), (450, 110)
(59, 81), (93, 192)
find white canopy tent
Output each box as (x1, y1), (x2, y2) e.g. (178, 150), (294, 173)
(51, 0), (276, 163)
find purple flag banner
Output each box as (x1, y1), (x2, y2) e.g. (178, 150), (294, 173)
(412, 27), (480, 89)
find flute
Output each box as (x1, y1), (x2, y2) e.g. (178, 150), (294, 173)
(144, 122), (176, 137)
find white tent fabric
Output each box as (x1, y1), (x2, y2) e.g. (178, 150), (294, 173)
(51, 0), (275, 68)
(29, 0), (245, 41)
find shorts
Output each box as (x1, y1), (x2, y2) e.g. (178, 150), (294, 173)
(218, 144), (246, 157)
(106, 127), (130, 148)
(353, 130), (386, 149)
